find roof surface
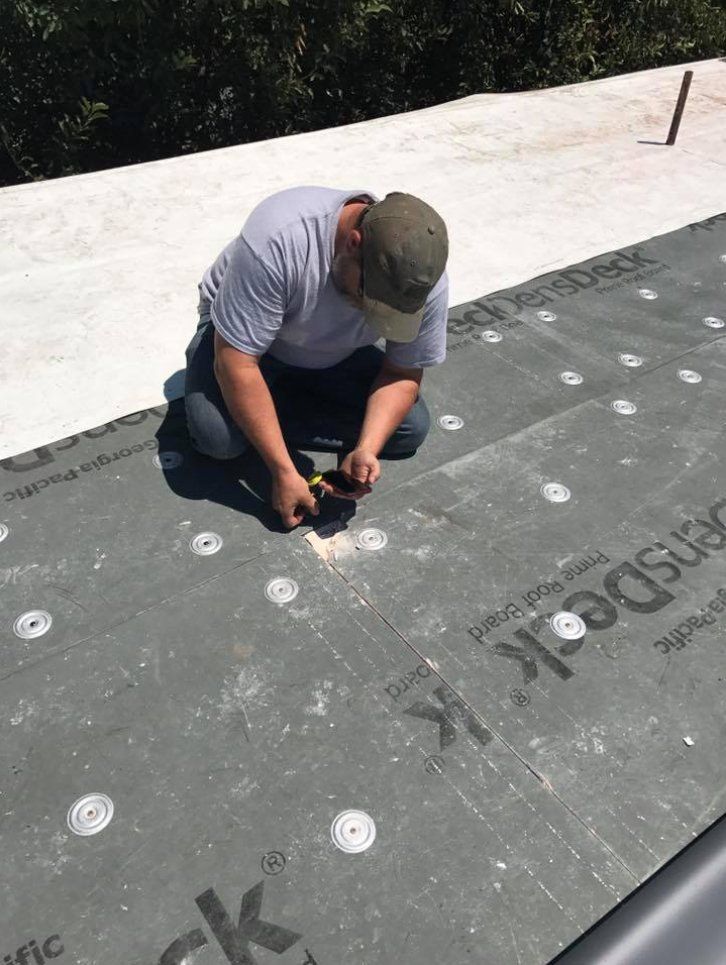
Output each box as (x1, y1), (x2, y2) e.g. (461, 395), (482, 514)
(1, 58), (726, 965)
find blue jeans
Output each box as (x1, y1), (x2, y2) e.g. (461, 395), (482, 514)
(184, 302), (431, 461)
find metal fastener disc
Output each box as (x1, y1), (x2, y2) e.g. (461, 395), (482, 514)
(703, 316), (725, 329)
(265, 578), (299, 604)
(560, 371), (583, 386)
(357, 528), (388, 551)
(190, 532), (223, 556)
(618, 353), (643, 368)
(481, 330), (502, 343)
(638, 288), (657, 300)
(67, 793), (114, 836)
(720, 255), (726, 264)
(611, 399), (637, 415)
(537, 310), (557, 322)
(678, 369), (702, 384)
(0, 523), (8, 543)
(437, 415), (464, 431)
(550, 611), (586, 641)
(541, 483), (571, 503)
(153, 451), (183, 470)
(13, 610), (52, 640)
(331, 810), (376, 854)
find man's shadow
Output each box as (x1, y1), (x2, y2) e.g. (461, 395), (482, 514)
(155, 371), (358, 537)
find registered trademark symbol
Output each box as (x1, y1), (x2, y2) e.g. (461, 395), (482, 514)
(510, 688), (531, 707)
(424, 754), (445, 775)
(261, 851), (286, 875)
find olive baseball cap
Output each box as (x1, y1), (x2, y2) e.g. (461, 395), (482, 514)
(360, 192), (448, 343)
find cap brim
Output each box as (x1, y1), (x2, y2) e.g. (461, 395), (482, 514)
(363, 296), (424, 343)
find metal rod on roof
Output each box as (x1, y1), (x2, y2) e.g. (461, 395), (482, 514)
(665, 70), (693, 146)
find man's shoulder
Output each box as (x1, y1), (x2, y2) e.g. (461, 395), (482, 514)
(243, 185), (376, 251)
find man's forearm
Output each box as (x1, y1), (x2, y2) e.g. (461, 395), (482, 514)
(215, 363), (296, 475)
(357, 372), (420, 456)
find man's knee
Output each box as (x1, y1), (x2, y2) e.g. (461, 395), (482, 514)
(190, 431), (249, 461)
(189, 436), (248, 461)
(193, 437), (249, 461)
(406, 397), (431, 449)
(382, 396), (430, 457)
(185, 403), (249, 461)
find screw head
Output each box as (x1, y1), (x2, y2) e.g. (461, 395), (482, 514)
(541, 482), (571, 503)
(618, 353), (643, 368)
(153, 451), (183, 469)
(437, 415), (464, 431)
(550, 611), (586, 640)
(67, 793), (114, 836)
(265, 578), (299, 604)
(611, 400), (637, 415)
(13, 610), (52, 640)
(190, 532), (223, 556)
(331, 810), (376, 853)
(356, 528), (388, 551)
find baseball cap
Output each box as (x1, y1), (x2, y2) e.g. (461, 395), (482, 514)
(360, 192), (448, 343)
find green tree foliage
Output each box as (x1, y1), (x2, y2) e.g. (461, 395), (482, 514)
(1, 0), (724, 187)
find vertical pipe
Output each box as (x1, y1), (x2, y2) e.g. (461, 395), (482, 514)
(666, 70), (693, 146)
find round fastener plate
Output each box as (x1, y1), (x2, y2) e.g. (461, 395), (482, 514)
(678, 369), (702, 384)
(703, 316), (724, 329)
(537, 310), (557, 322)
(67, 793), (114, 836)
(356, 528), (388, 551)
(190, 532), (223, 556)
(638, 288), (658, 300)
(541, 483), (571, 503)
(560, 371), (583, 386)
(618, 353), (643, 368)
(13, 610), (52, 640)
(265, 578), (299, 604)
(437, 415), (464, 431)
(550, 611), (586, 641)
(481, 330), (502, 343)
(0, 523), (8, 543)
(611, 400), (637, 415)
(153, 452), (183, 470)
(331, 809), (376, 854)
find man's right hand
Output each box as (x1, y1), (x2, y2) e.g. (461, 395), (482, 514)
(272, 468), (320, 529)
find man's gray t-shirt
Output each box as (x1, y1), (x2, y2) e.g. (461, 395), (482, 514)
(199, 185), (449, 370)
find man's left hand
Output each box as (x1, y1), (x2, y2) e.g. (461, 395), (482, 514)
(341, 447), (380, 487)
(321, 448), (380, 499)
